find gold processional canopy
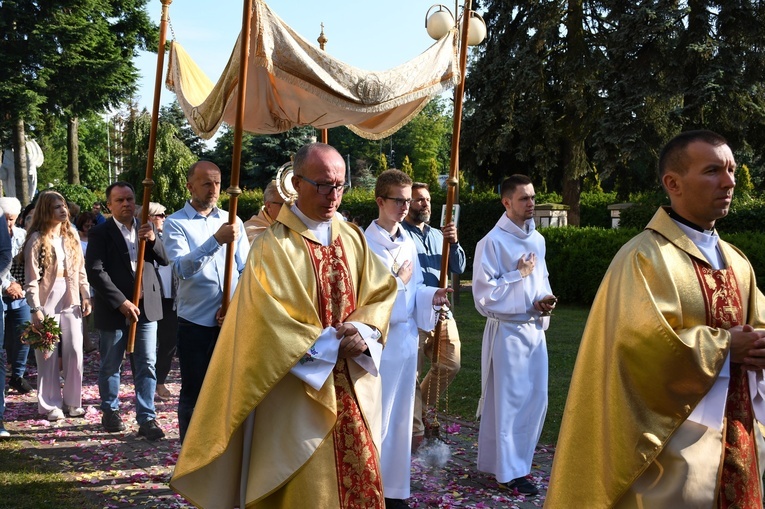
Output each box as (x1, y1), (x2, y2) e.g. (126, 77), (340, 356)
(165, 0), (461, 141)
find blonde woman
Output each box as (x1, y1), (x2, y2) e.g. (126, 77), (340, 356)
(24, 192), (91, 421)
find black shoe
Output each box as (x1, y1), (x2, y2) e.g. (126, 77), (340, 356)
(9, 376), (33, 394)
(500, 476), (539, 496)
(101, 410), (126, 432)
(138, 419), (165, 441)
(384, 498), (411, 509)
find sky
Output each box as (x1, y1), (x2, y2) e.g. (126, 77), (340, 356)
(133, 0), (455, 113)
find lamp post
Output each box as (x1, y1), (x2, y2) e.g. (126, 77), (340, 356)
(422, 0), (485, 430)
(424, 0), (485, 292)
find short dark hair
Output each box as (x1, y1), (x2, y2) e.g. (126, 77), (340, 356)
(75, 211), (96, 231)
(105, 181), (135, 201)
(375, 169), (413, 198)
(658, 130), (728, 178)
(500, 174), (532, 199)
(412, 182), (429, 192)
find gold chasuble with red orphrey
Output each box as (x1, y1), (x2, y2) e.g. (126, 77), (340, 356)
(170, 206), (396, 509)
(306, 238), (384, 508)
(693, 261), (762, 508)
(545, 208), (765, 509)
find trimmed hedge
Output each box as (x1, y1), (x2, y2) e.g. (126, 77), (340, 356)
(540, 227), (641, 305)
(539, 227), (765, 305)
(619, 194), (765, 234)
(219, 189), (264, 221)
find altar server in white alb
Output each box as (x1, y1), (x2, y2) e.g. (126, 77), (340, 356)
(472, 174), (556, 497)
(364, 169), (451, 509)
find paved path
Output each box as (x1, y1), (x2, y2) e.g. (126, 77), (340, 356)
(4, 341), (552, 508)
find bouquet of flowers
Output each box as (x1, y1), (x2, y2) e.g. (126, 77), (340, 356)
(20, 315), (61, 359)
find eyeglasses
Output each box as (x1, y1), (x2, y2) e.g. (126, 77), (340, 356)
(150, 213), (166, 218)
(297, 175), (349, 195)
(382, 196), (412, 207)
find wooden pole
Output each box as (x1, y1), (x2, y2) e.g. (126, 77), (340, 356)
(127, 0), (172, 353)
(220, 0), (254, 316)
(438, 0), (471, 290)
(428, 0), (472, 419)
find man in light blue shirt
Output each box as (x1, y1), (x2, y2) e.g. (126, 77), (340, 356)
(163, 160), (249, 441)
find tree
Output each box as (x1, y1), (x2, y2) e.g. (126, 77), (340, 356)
(120, 110), (196, 213)
(401, 155), (414, 178)
(43, 0), (156, 185)
(0, 1), (58, 204)
(590, 0), (684, 199)
(425, 158), (440, 190)
(160, 101), (208, 158)
(463, 0), (765, 214)
(462, 0), (602, 225)
(391, 99), (451, 182)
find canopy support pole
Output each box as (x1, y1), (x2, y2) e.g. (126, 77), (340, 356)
(128, 0), (173, 353)
(221, 0), (254, 316)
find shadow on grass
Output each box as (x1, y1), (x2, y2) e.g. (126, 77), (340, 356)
(0, 441), (101, 509)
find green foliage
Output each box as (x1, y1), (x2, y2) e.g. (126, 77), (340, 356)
(425, 158), (440, 189)
(579, 191), (618, 228)
(49, 182), (100, 211)
(619, 192), (765, 234)
(737, 164), (755, 195)
(120, 110), (196, 213)
(460, 0), (765, 206)
(333, 188), (378, 227)
(541, 227), (641, 304)
(376, 153), (388, 176)
(160, 101), (208, 158)
(392, 99), (451, 181)
(219, 189), (264, 221)
(400, 155), (414, 177)
(76, 115), (111, 191)
(717, 195), (765, 234)
(722, 232), (765, 289)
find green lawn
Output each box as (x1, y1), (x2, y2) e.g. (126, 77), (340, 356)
(437, 291), (589, 445)
(0, 441), (100, 509)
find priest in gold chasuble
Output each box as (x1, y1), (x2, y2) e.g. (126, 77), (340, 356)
(546, 131), (765, 509)
(170, 143), (397, 509)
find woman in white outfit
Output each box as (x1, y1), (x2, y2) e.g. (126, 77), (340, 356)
(24, 191), (91, 421)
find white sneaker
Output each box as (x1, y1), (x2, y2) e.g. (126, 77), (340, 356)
(46, 408), (65, 421)
(0, 421), (9, 438)
(64, 405), (86, 417)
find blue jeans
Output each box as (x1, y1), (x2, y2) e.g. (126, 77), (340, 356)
(4, 299), (30, 378)
(176, 318), (219, 442)
(98, 317), (158, 424)
(0, 299), (6, 420)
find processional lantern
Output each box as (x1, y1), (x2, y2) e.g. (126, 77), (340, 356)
(419, 1), (486, 440)
(425, 3), (487, 46)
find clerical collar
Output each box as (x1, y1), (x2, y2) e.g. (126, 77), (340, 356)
(667, 208), (714, 235)
(291, 204), (332, 245)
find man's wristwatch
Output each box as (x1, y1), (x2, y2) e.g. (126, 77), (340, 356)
(30, 306), (42, 313)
